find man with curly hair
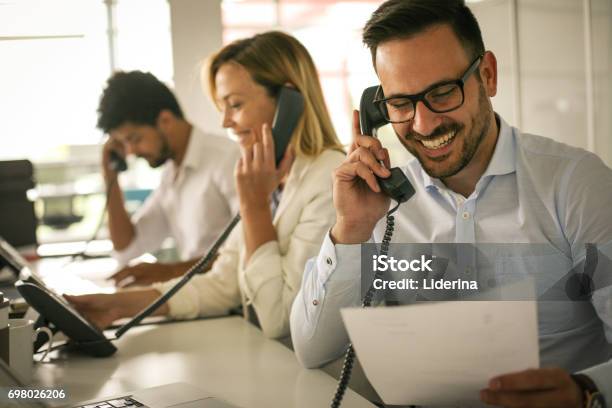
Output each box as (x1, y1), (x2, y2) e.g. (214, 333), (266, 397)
(97, 71), (238, 287)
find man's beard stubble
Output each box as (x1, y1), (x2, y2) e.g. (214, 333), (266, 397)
(399, 83), (492, 179)
(150, 130), (173, 168)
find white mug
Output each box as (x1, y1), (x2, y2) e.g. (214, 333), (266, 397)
(8, 318), (34, 384)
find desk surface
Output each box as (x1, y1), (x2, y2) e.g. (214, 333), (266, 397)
(33, 316), (374, 408)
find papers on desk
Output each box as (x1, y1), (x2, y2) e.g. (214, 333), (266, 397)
(341, 286), (539, 406)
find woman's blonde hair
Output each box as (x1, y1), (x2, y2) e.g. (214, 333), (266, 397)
(206, 31), (343, 157)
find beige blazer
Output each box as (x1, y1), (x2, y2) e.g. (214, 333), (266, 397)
(154, 149), (345, 339)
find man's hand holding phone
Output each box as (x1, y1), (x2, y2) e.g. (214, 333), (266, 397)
(102, 137), (126, 184)
(330, 110), (392, 244)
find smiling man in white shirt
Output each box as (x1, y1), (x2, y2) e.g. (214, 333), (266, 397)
(290, 1), (612, 407)
(97, 71), (239, 286)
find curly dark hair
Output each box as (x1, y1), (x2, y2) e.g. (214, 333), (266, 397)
(363, 0), (485, 66)
(97, 71), (184, 133)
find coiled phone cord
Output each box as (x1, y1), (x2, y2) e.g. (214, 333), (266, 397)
(331, 201), (401, 408)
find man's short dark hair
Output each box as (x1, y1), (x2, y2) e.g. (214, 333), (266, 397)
(363, 0), (485, 66)
(97, 71), (184, 133)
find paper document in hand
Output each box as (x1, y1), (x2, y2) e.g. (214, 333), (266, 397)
(341, 300), (539, 406)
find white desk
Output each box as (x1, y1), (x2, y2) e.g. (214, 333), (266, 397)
(33, 316), (375, 408)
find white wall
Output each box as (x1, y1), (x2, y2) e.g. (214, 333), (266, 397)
(471, 0), (611, 166)
(168, 0), (224, 136)
(592, 0), (611, 166)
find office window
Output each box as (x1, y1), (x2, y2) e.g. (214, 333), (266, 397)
(0, 0), (173, 162)
(114, 0), (174, 84)
(1, 0), (173, 243)
(0, 0), (110, 161)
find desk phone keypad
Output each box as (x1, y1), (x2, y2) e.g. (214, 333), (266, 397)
(77, 397), (148, 408)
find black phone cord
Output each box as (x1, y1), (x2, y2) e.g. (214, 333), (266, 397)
(331, 201), (400, 408)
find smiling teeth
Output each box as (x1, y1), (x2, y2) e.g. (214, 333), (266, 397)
(421, 130), (456, 149)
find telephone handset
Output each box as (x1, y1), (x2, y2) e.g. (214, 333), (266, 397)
(108, 150), (128, 173)
(359, 86), (415, 203)
(272, 86), (304, 166)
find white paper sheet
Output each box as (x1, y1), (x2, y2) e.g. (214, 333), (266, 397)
(341, 291), (539, 406)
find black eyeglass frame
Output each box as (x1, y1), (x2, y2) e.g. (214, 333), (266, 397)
(373, 54), (484, 123)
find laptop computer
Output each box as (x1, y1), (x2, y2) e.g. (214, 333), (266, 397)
(72, 382), (240, 408)
(1, 357), (239, 408)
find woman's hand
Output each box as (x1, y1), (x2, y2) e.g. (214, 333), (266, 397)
(235, 123), (294, 212)
(110, 262), (177, 288)
(109, 258), (206, 288)
(64, 292), (130, 329)
(65, 289), (166, 330)
(235, 123), (294, 263)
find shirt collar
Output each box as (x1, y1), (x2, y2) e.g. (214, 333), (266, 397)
(180, 127), (203, 171)
(420, 114), (516, 192)
(481, 115), (516, 178)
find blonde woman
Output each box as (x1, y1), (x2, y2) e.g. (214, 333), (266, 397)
(67, 31), (344, 339)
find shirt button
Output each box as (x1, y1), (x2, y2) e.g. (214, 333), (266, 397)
(462, 211), (470, 220)
(312, 299), (319, 306)
(326, 257), (333, 266)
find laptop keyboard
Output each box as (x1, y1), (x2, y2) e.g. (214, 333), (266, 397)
(76, 396), (149, 408)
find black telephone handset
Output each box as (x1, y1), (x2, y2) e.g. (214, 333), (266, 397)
(359, 86), (415, 203)
(272, 86), (304, 166)
(108, 150), (128, 173)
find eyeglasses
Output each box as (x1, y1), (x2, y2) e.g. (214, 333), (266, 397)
(373, 54), (483, 123)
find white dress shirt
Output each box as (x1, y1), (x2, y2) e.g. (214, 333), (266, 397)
(290, 116), (612, 401)
(152, 149), (345, 339)
(113, 127), (240, 265)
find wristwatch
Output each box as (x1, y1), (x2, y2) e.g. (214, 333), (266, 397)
(572, 374), (606, 408)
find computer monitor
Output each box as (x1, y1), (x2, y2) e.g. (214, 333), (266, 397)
(0, 160), (37, 248)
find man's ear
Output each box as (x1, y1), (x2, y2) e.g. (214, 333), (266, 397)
(156, 109), (175, 131)
(480, 51), (498, 98)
